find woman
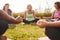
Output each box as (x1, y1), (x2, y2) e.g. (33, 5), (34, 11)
(23, 4), (39, 24)
(3, 3), (16, 29)
(0, 10), (22, 40)
(37, 2), (60, 40)
(46, 2), (60, 22)
(3, 3), (12, 16)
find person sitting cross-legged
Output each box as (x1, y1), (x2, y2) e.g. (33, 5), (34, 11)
(23, 4), (39, 24)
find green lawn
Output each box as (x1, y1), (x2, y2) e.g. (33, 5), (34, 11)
(4, 24), (45, 40)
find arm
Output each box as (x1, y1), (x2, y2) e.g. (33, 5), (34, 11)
(51, 13), (54, 19)
(50, 11), (56, 19)
(33, 10), (36, 18)
(37, 20), (60, 28)
(24, 11), (26, 19)
(0, 10), (21, 24)
(47, 21), (60, 27)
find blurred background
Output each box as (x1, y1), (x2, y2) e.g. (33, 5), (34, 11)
(0, 0), (60, 12)
(0, 0), (60, 40)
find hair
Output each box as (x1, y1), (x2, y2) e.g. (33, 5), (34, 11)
(55, 2), (60, 9)
(3, 3), (9, 10)
(27, 4), (32, 8)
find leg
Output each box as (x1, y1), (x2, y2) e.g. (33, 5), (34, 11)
(0, 20), (8, 40)
(55, 18), (60, 21)
(45, 18), (60, 40)
(45, 23), (60, 40)
(45, 18), (54, 22)
(31, 18), (39, 23)
(23, 19), (30, 24)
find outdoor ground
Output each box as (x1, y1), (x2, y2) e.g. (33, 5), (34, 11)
(4, 23), (46, 40)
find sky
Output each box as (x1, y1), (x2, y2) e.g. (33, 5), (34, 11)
(0, 0), (60, 12)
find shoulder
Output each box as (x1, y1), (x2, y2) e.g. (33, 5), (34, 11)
(32, 10), (35, 14)
(0, 10), (7, 16)
(0, 10), (5, 13)
(32, 10), (35, 12)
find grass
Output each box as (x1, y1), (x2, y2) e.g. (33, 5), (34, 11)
(4, 23), (45, 40)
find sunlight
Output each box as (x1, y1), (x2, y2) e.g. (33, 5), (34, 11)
(0, 0), (60, 12)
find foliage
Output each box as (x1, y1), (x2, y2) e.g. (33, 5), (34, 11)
(12, 12), (52, 18)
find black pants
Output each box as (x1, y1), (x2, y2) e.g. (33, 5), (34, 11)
(45, 18), (60, 40)
(0, 20), (8, 35)
(23, 18), (39, 24)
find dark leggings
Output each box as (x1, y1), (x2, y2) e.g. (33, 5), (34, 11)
(23, 18), (39, 24)
(0, 20), (8, 35)
(46, 18), (60, 22)
(45, 18), (60, 40)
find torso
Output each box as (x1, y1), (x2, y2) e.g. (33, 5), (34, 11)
(53, 10), (60, 19)
(26, 10), (35, 21)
